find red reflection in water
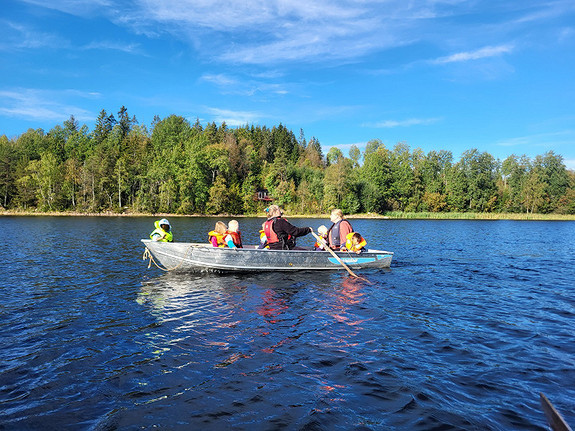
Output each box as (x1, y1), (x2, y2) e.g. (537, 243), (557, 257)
(256, 288), (298, 353)
(255, 289), (288, 324)
(339, 277), (365, 305)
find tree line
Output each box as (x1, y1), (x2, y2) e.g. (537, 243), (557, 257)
(1, 107), (574, 215)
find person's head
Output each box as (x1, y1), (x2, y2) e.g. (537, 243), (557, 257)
(351, 232), (362, 245)
(330, 209), (343, 223)
(228, 220), (239, 232)
(214, 221), (227, 234)
(317, 225), (328, 237)
(267, 204), (282, 218)
(159, 218), (170, 231)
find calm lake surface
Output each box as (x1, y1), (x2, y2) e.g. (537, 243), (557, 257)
(1, 216), (574, 430)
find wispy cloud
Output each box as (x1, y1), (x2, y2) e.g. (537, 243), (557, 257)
(201, 74), (239, 88)
(0, 88), (95, 123)
(11, 0), (573, 68)
(82, 40), (142, 54)
(432, 45), (514, 64)
(564, 159), (575, 170)
(200, 73), (289, 96)
(496, 130), (575, 156)
(557, 27), (575, 43)
(321, 141), (370, 154)
(205, 107), (262, 127)
(18, 0), (114, 17)
(0, 21), (68, 50)
(364, 118), (441, 128)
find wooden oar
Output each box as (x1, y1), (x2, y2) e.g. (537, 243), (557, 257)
(311, 231), (359, 278)
(540, 393), (573, 431)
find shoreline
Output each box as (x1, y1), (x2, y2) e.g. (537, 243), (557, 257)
(2, 210), (574, 221)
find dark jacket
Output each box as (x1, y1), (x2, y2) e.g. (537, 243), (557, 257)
(267, 217), (311, 250)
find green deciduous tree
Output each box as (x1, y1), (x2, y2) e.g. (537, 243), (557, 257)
(360, 145), (393, 213)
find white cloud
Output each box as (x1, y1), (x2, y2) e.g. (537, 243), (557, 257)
(205, 107), (261, 127)
(557, 27), (575, 43)
(495, 130), (575, 167)
(119, 0), (433, 64)
(18, 0), (114, 17)
(564, 159), (575, 170)
(12, 0), (574, 67)
(0, 21), (69, 50)
(365, 118), (441, 128)
(432, 45), (514, 64)
(0, 88), (95, 122)
(200, 73), (289, 96)
(201, 74), (239, 87)
(82, 41), (142, 54)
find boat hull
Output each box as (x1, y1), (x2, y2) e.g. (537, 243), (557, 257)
(142, 240), (393, 272)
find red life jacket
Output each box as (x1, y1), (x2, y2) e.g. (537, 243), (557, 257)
(227, 231), (243, 248)
(264, 217), (294, 249)
(263, 218), (279, 244)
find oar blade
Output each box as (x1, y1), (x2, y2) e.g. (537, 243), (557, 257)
(540, 393), (573, 431)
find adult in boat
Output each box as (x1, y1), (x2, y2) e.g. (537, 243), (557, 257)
(264, 205), (312, 250)
(150, 218), (173, 242)
(327, 209), (353, 250)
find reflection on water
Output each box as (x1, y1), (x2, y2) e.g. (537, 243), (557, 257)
(1, 216), (574, 430)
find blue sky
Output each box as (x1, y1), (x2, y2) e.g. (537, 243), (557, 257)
(1, 0), (575, 168)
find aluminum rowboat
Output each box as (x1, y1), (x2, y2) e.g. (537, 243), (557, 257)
(142, 239), (393, 272)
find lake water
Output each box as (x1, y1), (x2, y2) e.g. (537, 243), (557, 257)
(1, 216), (574, 430)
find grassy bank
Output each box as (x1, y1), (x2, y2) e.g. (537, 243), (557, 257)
(372, 211), (575, 220)
(2, 209), (575, 221)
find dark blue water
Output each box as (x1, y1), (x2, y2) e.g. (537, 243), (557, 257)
(1, 216), (574, 430)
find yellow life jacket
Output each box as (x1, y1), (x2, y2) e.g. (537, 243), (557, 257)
(208, 230), (227, 247)
(150, 220), (173, 242)
(345, 232), (366, 252)
(258, 230), (269, 249)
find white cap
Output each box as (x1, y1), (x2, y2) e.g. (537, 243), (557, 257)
(159, 218), (170, 226)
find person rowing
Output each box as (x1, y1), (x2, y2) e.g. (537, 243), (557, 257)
(263, 205), (312, 250)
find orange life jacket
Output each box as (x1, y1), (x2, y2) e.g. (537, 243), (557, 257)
(344, 232), (367, 252)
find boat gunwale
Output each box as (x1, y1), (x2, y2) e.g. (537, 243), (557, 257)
(141, 239), (394, 256)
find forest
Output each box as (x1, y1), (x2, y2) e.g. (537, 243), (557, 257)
(1, 106), (574, 216)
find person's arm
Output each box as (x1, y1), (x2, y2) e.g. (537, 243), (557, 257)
(340, 220), (353, 245)
(210, 236), (218, 247)
(278, 219), (311, 238)
(224, 234), (236, 248)
(151, 230), (164, 241)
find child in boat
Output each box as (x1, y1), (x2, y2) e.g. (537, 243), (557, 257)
(314, 225), (329, 250)
(150, 218), (173, 242)
(257, 222), (268, 249)
(341, 232), (367, 254)
(208, 221), (227, 247)
(225, 220), (243, 248)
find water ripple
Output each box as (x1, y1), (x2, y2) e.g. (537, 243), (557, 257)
(1, 217), (574, 429)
